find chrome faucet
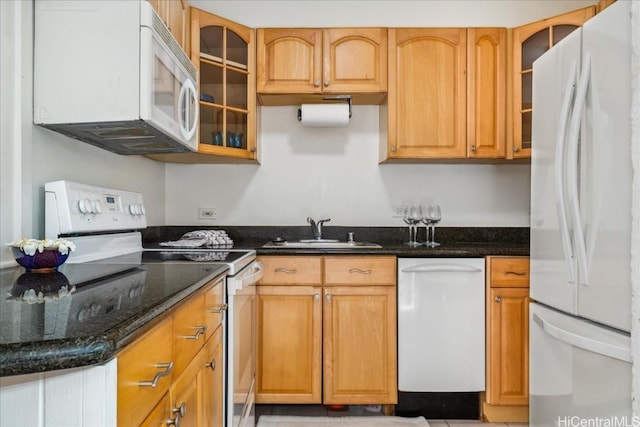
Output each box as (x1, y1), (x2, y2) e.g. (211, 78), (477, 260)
(307, 217), (331, 240)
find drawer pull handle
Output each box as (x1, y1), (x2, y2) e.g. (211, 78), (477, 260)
(139, 361), (174, 388)
(275, 268), (297, 274)
(206, 359), (216, 371)
(349, 268), (372, 274)
(505, 271), (527, 276)
(209, 303), (228, 313)
(180, 325), (207, 340)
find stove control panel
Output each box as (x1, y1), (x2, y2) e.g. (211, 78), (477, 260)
(45, 180), (147, 237)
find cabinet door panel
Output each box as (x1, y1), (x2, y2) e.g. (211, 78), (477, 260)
(324, 28), (387, 93)
(323, 286), (397, 404)
(256, 286), (322, 403)
(467, 28), (506, 158)
(202, 329), (224, 427)
(487, 287), (530, 405)
(389, 28), (467, 158)
(257, 29), (322, 93)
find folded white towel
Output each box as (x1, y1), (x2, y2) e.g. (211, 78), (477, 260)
(159, 230), (233, 248)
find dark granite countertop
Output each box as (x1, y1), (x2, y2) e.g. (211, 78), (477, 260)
(145, 226), (530, 257)
(0, 260), (228, 377)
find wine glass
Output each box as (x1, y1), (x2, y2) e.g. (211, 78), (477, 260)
(425, 205), (442, 247)
(403, 205), (423, 246)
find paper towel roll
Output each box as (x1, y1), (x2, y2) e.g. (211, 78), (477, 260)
(298, 103), (350, 127)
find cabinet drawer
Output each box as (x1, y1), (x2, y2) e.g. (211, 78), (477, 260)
(324, 256), (396, 286)
(117, 319), (174, 427)
(488, 256), (530, 287)
(204, 277), (225, 338)
(173, 293), (207, 377)
(258, 256), (323, 285)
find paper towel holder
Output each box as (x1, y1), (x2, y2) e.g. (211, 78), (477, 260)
(297, 95), (352, 122)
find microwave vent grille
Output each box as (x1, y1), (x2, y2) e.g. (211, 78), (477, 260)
(150, 9), (198, 83)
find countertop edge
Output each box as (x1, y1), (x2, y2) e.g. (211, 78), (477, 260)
(0, 268), (228, 378)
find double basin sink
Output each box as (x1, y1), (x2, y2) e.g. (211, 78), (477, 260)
(263, 238), (382, 249)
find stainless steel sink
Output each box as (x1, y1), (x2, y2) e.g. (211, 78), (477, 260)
(263, 240), (382, 249)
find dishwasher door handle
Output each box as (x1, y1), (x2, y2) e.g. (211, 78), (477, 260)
(401, 264), (483, 273)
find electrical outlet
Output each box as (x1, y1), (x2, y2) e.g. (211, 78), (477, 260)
(392, 205), (407, 218)
(198, 208), (216, 220)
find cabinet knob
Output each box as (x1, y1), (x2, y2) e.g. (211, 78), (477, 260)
(513, 146), (520, 152)
(314, 80), (321, 87)
(324, 80), (330, 86)
(326, 294), (332, 302)
(471, 145), (477, 152)
(314, 293), (320, 302)
(390, 145), (397, 152)
(494, 296), (502, 303)
(206, 359), (216, 371)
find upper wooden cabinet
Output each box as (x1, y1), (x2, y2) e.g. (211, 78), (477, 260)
(193, 10), (257, 161)
(467, 28), (507, 159)
(147, 0), (190, 53)
(257, 28), (387, 104)
(511, 6), (595, 158)
(384, 27), (508, 161)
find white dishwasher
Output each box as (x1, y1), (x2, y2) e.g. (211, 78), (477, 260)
(398, 258), (485, 392)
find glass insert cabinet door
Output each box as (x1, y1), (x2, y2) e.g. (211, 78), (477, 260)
(191, 9), (256, 160)
(511, 6), (595, 159)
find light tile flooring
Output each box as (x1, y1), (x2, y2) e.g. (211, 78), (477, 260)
(255, 405), (529, 427)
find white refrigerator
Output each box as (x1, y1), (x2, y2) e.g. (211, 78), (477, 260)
(529, 1), (633, 424)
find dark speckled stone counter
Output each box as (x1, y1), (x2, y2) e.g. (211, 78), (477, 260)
(145, 226), (530, 257)
(0, 260), (228, 377)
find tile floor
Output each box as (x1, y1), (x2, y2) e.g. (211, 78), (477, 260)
(255, 405), (529, 427)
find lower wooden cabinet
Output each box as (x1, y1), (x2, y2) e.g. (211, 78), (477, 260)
(118, 277), (226, 427)
(483, 256), (530, 422)
(256, 255), (397, 405)
(256, 284), (323, 403)
(323, 285), (397, 404)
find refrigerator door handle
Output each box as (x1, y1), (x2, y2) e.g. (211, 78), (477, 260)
(554, 60), (578, 284)
(566, 52), (591, 287)
(532, 312), (631, 363)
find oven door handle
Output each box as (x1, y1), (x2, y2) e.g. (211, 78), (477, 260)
(237, 261), (264, 288)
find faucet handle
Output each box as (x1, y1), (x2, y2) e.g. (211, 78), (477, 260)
(318, 218), (331, 224)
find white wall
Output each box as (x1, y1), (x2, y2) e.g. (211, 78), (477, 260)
(166, 106), (531, 226)
(0, 1), (166, 268)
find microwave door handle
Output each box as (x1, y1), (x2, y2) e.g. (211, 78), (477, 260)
(554, 60), (578, 285)
(566, 53), (591, 287)
(184, 79), (198, 141)
(178, 79), (198, 142)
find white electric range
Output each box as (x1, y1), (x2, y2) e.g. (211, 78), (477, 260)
(44, 180), (261, 427)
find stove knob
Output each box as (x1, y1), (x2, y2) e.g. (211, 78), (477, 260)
(93, 200), (103, 214)
(129, 204), (137, 215)
(78, 199), (91, 214)
(140, 204), (146, 215)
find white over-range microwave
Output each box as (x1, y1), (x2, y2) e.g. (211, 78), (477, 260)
(34, 0), (199, 155)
